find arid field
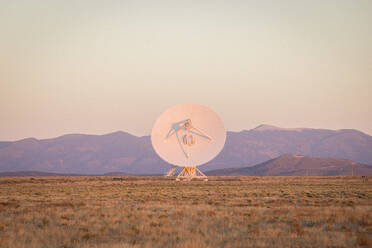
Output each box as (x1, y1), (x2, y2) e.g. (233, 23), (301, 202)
(0, 176), (371, 248)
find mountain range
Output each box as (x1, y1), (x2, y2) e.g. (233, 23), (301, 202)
(0, 124), (372, 175)
(206, 153), (372, 176)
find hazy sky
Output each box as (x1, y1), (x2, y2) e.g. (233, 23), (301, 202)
(1, 0), (371, 141)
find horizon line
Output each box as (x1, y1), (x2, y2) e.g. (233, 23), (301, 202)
(1, 124), (370, 142)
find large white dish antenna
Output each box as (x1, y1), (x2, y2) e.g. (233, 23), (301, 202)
(151, 104), (226, 180)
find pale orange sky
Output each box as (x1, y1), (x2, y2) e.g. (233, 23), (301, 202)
(1, 0), (371, 141)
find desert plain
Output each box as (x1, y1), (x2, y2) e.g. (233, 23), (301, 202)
(0, 176), (371, 248)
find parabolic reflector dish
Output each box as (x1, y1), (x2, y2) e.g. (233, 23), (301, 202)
(151, 104), (226, 167)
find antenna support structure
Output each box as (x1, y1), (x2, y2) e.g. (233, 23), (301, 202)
(165, 166), (208, 181)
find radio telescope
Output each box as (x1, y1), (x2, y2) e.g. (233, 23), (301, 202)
(151, 104), (226, 181)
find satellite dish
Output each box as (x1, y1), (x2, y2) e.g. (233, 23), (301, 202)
(151, 104), (226, 181)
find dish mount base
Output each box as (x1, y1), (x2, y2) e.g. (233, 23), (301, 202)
(170, 166), (208, 181)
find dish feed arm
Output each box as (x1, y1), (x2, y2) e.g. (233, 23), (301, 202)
(175, 130), (189, 158)
(165, 119), (190, 140)
(189, 127), (212, 141)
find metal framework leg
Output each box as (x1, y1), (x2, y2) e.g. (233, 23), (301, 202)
(175, 166), (208, 181)
(165, 167), (177, 177)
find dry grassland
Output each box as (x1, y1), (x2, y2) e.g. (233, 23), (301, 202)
(0, 176), (371, 248)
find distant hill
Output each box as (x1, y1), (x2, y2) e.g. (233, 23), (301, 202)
(0, 171), (137, 177)
(0, 171), (86, 177)
(206, 154), (372, 176)
(203, 124), (372, 171)
(102, 172), (134, 176)
(0, 125), (372, 174)
(0, 142), (12, 149)
(0, 131), (168, 175)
